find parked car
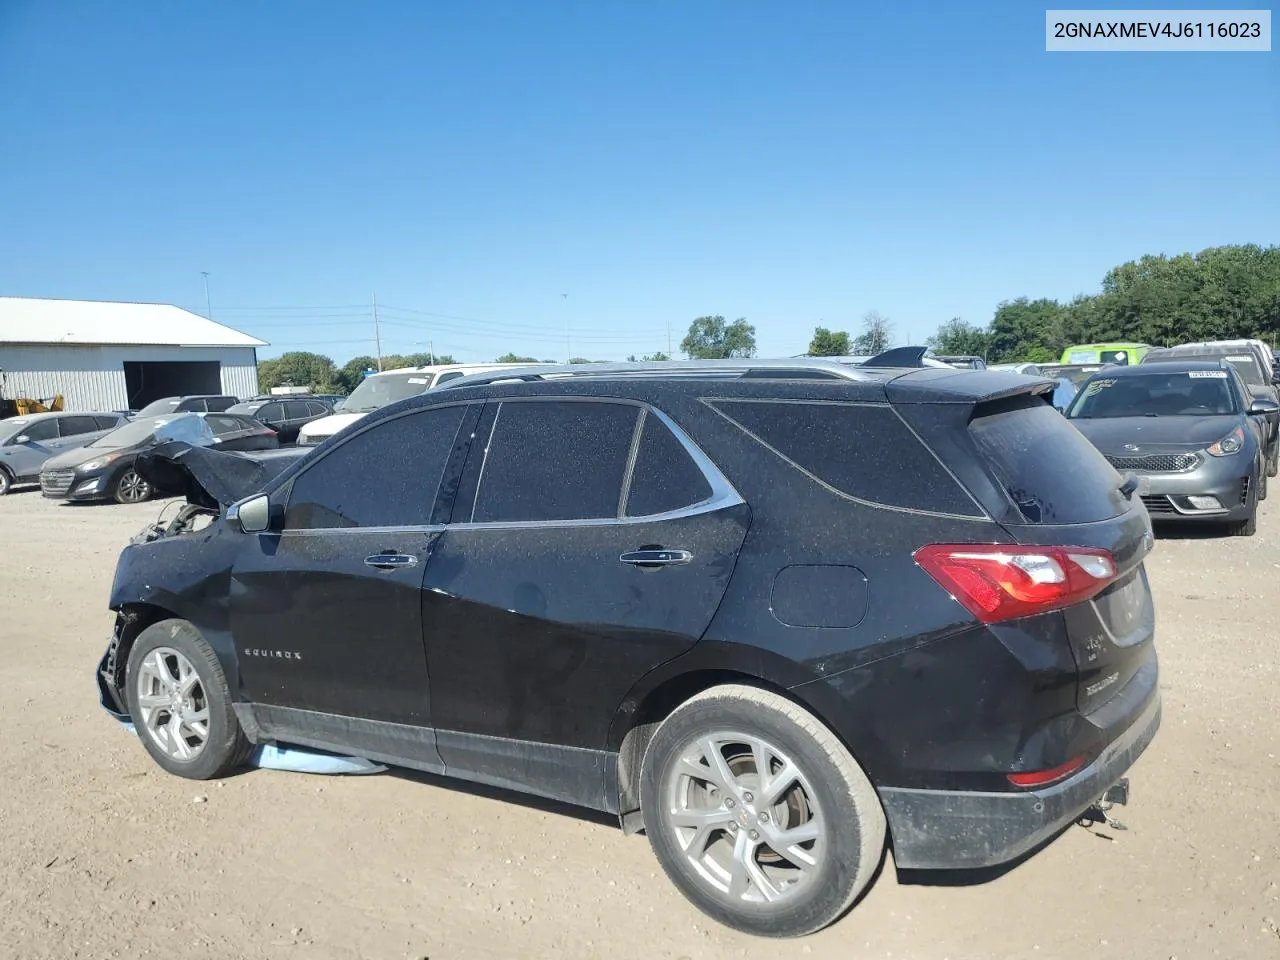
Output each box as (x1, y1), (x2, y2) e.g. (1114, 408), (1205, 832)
(97, 359), (1159, 937)
(1066, 360), (1276, 536)
(134, 395), (239, 417)
(932, 354), (987, 369)
(296, 363), (544, 446)
(40, 412), (279, 504)
(1142, 341), (1279, 477)
(1039, 363), (1106, 386)
(226, 397), (334, 444)
(1060, 342), (1150, 366)
(0, 411), (128, 495)
(990, 362), (1042, 376)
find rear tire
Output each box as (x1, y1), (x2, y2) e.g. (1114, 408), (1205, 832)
(639, 684), (886, 938)
(124, 619), (253, 780)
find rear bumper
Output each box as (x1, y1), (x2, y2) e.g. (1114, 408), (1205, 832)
(879, 671), (1161, 871)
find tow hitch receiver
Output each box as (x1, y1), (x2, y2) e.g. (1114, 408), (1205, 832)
(1079, 777), (1131, 831)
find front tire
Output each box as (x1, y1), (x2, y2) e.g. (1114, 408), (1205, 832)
(113, 467), (152, 504)
(124, 619), (252, 779)
(0, 466), (11, 496)
(640, 684), (886, 938)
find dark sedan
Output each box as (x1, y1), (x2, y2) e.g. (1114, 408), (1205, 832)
(39, 412), (279, 504)
(1066, 360), (1277, 536)
(225, 397), (333, 444)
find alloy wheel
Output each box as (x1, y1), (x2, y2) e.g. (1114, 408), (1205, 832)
(663, 731), (824, 904)
(135, 647), (210, 761)
(117, 469), (150, 503)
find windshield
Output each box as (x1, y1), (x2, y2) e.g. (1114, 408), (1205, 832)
(137, 397), (183, 416)
(1147, 349), (1265, 386)
(88, 414), (212, 449)
(339, 371), (433, 412)
(1066, 371), (1239, 419)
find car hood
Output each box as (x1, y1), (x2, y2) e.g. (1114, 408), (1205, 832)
(135, 440), (308, 508)
(1070, 415), (1239, 452)
(42, 443), (140, 471)
(297, 411), (368, 438)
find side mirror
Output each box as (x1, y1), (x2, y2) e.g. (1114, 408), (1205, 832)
(227, 493), (271, 533)
(14, 435), (30, 444)
(1248, 398), (1280, 416)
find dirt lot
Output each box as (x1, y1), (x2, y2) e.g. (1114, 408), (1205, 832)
(1, 489), (1277, 960)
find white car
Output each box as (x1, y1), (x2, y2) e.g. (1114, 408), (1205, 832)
(296, 363), (542, 447)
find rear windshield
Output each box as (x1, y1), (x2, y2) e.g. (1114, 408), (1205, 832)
(969, 402), (1127, 524)
(1066, 370), (1240, 418)
(137, 397), (182, 416)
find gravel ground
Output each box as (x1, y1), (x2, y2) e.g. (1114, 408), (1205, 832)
(1, 488), (1278, 960)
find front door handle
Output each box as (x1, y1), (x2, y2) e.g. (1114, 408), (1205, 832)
(364, 553), (419, 570)
(619, 548), (692, 567)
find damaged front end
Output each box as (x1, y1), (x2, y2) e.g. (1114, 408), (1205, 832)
(130, 441), (308, 543)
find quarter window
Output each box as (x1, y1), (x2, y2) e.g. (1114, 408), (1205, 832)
(625, 412), (713, 517)
(710, 399), (979, 516)
(285, 405), (468, 529)
(471, 400), (639, 523)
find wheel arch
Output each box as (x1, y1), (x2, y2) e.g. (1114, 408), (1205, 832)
(608, 644), (874, 834)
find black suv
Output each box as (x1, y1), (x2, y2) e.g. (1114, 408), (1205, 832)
(96, 360), (1160, 937)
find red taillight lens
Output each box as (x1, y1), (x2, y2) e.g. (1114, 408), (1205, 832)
(1007, 754), (1087, 788)
(914, 543), (1118, 624)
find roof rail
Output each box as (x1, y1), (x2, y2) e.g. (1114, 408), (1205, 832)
(434, 357), (891, 390)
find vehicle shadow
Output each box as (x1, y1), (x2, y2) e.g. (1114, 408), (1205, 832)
(1149, 521), (1233, 540)
(384, 766), (619, 828)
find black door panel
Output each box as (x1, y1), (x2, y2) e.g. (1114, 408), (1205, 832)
(232, 529), (441, 738)
(424, 505), (749, 751)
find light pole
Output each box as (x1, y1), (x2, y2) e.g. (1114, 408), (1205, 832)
(200, 272), (212, 319)
(562, 292), (570, 363)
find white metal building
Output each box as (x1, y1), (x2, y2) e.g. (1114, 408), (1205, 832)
(0, 297), (265, 412)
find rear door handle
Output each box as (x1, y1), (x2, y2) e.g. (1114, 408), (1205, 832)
(619, 549), (692, 567)
(364, 553), (419, 570)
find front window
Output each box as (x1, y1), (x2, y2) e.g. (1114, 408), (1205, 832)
(1066, 371), (1239, 419)
(339, 372), (433, 413)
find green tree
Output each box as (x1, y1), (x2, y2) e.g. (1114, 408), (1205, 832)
(851, 310), (893, 355)
(926, 318), (991, 358)
(257, 351), (339, 393)
(336, 355), (378, 394)
(627, 352), (671, 362)
(680, 316), (757, 359)
(807, 326), (851, 356)
(495, 353), (541, 363)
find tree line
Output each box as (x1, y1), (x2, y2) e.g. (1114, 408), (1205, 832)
(256, 245), (1279, 391)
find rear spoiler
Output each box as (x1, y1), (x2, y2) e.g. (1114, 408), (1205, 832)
(883, 367), (1058, 405)
(864, 346), (931, 367)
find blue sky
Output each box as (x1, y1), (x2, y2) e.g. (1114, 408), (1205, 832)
(1, 1), (1275, 363)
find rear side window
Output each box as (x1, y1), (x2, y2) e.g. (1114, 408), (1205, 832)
(207, 397), (236, 412)
(472, 400), (639, 522)
(205, 415), (247, 435)
(284, 401), (310, 418)
(970, 402), (1126, 524)
(710, 400), (979, 516)
(93, 415), (121, 430)
(59, 416), (101, 436)
(307, 401), (329, 416)
(286, 405), (468, 529)
(625, 412), (713, 517)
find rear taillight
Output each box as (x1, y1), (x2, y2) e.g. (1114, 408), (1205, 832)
(1007, 754), (1087, 788)
(913, 543), (1118, 624)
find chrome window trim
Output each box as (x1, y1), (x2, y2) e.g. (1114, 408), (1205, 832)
(455, 397), (742, 531)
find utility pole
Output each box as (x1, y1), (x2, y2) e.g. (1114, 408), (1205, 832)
(562, 293), (570, 363)
(372, 293), (383, 371)
(201, 272), (212, 319)
(429, 339), (435, 365)
(667, 321), (672, 359)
